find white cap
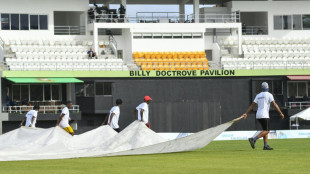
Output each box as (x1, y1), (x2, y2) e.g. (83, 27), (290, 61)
(261, 82), (269, 89)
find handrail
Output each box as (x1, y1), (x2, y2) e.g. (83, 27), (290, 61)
(221, 60), (310, 70)
(4, 60), (128, 71)
(2, 105), (80, 114)
(285, 102), (310, 109)
(109, 35), (118, 58)
(92, 11), (240, 23)
(54, 26), (86, 35)
(0, 36), (4, 50)
(136, 61), (209, 71)
(242, 26), (268, 35)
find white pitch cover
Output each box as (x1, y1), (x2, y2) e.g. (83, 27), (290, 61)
(0, 118), (242, 161)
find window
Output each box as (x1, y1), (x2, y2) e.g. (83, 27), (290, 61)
(273, 80), (283, 95)
(193, 33), (202, 38)
(104, 82), (112, 95)
(293, 15), (302, 30)
(11, 14), (19, 30)
(20, 14), (29, 30)
(75, 84), (85, 97)
(85, 82), (94, 97)
(274, 16), (282, 30)
(163, 33), (172, 39)
(30, 15), (38, 30)
(302, 15), (310, 30)
(39, 15), (48, 30)
(44, 85), (51, 101)
(133, 33), (142, 39)
(96, 82), (112, 95)
(52, 85), (60, 100)
(76, 83), (94, 97)
(172, 33), (182, 39)
(143, 33), (152, 39)
(21, 85), (29, 100)
(288, 82), (307, 98)
(183, 33), (192, 39)
(12, 85), (21, 101)
(283, 15), (292, 30)
(153, 33), (162, 39)
(1, 14), (10, 30)
(30, 85), (43, 101)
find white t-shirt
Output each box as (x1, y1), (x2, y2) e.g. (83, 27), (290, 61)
(136, 102), (149, 124)
(108, 106), (120, 129)
(59, 107), (70, 128)
(25, 110), (38, 127)
(254, 92), (275, 119)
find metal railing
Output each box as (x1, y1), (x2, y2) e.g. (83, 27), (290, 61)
(109, 35), (118, 58)
(285, 102), (310, 109)
(137, 61), (209, 70)
(0, 36), (4, 50)
(92, 11), (240, 23)
(188, 12), (240, 23)
(2, 105), (80, 114)
(221, 60), (310, 70)
(4, 60), (128, 71)
(242, 26), (268, 35)
(54, 26), (86, 35)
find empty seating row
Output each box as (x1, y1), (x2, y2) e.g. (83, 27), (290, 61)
(6, 57), (123, 63)
(141, 64), (209, 71)
(223, 62), (310, 70)
(133, 51), (206, 59)
(11, 46), (89, 53)
(135, 57), (207, 63)
(242, 37), (310, 45)
(5, 40), (94, 47)
(7, 62), (128, 71)
(222, 57), (310, 62)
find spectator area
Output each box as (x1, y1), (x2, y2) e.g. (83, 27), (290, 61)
(133, 51), (209, 70)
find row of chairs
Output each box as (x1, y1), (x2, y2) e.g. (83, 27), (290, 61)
(135, 57), (208, 63)
(223, 62), (310, 70)
(137, 62), (207, 66)
(133, 51), (206, 59)
(244, 53), (310, 59)
(11, 46), (89, 53)
(5, 40), (94, 47)
(242, 37), (310, 45)
(8, 64), (128, 71)
(222, 57), (310, 62)
(141, 64), (209, 71)
(6, 59), (124, 64)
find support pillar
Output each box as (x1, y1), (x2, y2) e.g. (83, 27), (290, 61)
(193, 0), (199, 23)
(238, 25), (242, 55)
(93, 24), (99, 54)
(179, 3), (185, 23)
(121, 0), (127, 9)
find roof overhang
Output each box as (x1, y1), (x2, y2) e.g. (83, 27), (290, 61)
(287, 75), (310, 81)
(6, 78), (83, 83)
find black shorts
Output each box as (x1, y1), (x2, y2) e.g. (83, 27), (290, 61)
(113, 128), (120, 133)
(257, 118), (270, 131)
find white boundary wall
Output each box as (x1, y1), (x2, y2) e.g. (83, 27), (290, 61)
(159, 129), (310, 141)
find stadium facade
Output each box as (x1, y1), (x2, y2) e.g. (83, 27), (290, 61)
(0, 0), (310, 134)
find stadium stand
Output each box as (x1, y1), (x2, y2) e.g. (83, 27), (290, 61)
(220, 37), (310, 70)
(133, 51), (209, 70)
(3, 39), (129, 71)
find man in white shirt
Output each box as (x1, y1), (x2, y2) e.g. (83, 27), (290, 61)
(56, 101), (74, 136)
(102, 99), (122, 132)
(135, 96), (152, 128)
(242, 82), (284, 150)
(20, 105), (39, 127)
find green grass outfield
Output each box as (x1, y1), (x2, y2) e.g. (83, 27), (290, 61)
(1, 139), (309, 174)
